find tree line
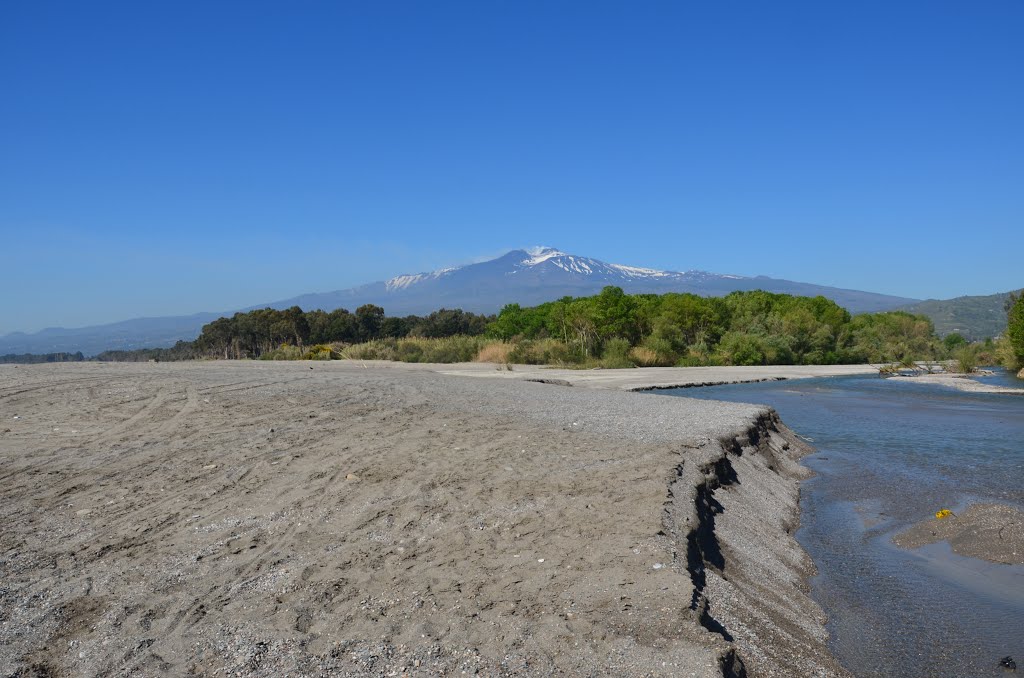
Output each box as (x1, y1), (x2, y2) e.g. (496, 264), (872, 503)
(93, 288), (962, 366)
(1005, 292), (1024, 371)
(486, 287), (942, 366)
(96, 306), (492, 361)
(0, 351), (85, 364)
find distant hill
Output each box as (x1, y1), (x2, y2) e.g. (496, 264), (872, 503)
(0, 312), (222, 358)
(0, 351), (85, 365)
(901, 290), (1021, 340)
(0, 247), (920, 356)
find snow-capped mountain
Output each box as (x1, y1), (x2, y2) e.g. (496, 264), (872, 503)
(509, 247), (682, 279)
(265, 246), (916, 317)
(0, 247), (919, 355)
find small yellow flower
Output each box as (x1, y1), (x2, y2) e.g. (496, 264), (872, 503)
(935, 509), (954, 519)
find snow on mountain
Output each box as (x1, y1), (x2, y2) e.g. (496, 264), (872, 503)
(514, 247), (668, 278)
(378, 246), (735, 287)
(280, 246), (915, 317)
(384, 267), (458, 291)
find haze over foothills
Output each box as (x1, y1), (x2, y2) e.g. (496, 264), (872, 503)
(2, 2), (1022, 337)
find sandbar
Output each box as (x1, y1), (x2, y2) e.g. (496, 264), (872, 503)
(893, 503), (1024, 565)
(0, 361), (850, 677)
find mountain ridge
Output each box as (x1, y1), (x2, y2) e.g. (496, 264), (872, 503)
(3, 247), (923, 356)
(900, 290), (1021, 340)
(261, 246), (917, 318)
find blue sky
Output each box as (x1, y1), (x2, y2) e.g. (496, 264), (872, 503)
(1, 1), (1022, 334)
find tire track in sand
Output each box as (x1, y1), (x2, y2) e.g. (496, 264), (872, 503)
(94, 386), (171, 444)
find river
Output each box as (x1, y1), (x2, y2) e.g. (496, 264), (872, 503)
(656, 369), (1024, 677)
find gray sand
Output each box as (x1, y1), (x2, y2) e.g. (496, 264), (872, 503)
(888, 372), (1024, 395)
(0, 361), (849, 677)
(893, 504), (1024, 565)
(393, 360), (876, 391)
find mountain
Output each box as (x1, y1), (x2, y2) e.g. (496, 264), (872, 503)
(264, 247), (918, 317)
(900, 290), (1021, 340)
(0, 312), (224, 358)
(1, 247), (920, 356)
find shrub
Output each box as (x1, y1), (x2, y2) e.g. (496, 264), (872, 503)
(395, 340), (425, 362)
(303, 344), (341, 360)
(993, 337), (1019, 371)
(716, 332), (767, 366)
(1007, 294), (1024, 369)
(629, 346), (662, 367)
(409, 336), (482, 363)
(600, 338), (635, 369)
(341, 336), (483, 364)
(639, 335), (679, 366)
(260, 344), (303, 360)
(508, 338), (579, 365)
(952, 346), (978, 374)
(943, 333), (969, 354)
(341, 339), (398, 361)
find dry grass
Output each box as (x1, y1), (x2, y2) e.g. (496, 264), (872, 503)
(475, 341), (515, 364)
(629, 346), (660, 367)
(507, 338), (578, 365)
(341, 336), (485, 363)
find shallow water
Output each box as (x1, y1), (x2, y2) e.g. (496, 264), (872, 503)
(976, 365), (1024, 390)
(656, 372), (1024, 678)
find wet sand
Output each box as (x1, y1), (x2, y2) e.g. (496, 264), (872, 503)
(0, 361), (849, 677)
(893, 504), (1024, 565)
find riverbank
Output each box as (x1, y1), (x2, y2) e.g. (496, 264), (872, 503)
(658, 373), (1024, 677)
(0, 361), (848, 677)
(364, 359), (878, 391)
(887, 372), (1024, 395)
(893, 504), (1024, 565)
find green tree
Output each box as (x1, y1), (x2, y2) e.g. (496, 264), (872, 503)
(1006, 293), (1024, 368)
(591, 286), (640, 342)
(942, 333), (968, 354)
(356, 304), (385, 341)
(717, 332), (767, 365)
(284, 306), (310, 347)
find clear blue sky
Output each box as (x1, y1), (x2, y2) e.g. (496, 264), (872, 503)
(2, 1), (1021, 334)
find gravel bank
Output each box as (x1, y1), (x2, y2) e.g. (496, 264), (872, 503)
(893, 504), (1024, 565)
(886, 372), (1024, 395)
(397, 361), (875, 391)
(0, 361), (848, 677)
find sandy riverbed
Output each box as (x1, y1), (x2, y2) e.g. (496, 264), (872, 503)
(373, 361), (877, 391)
(893, 504), (1024, 565)
(0, 361), (853, 677)
(887, 372), (1024, 395)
